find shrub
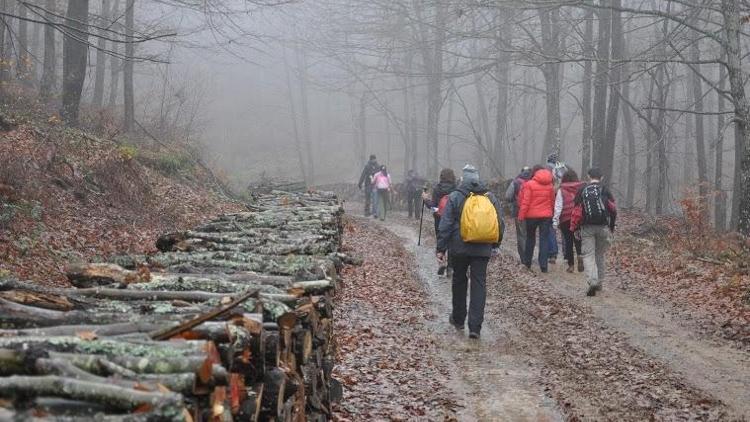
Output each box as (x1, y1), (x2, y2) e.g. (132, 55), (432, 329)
(154, 152), (194, 176)
(117, 144), (138, 162)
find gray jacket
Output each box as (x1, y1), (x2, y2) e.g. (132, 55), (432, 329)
(437, 180), (504, 257)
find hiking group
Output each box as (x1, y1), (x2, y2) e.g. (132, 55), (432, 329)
(356, 154), (617, 338)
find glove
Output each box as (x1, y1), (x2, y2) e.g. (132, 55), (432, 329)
(491, 247), (500, 257)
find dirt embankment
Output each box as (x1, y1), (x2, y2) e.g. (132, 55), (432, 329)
(0, 109), (243, 285)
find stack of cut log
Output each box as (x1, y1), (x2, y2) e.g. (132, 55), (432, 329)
(0, 190), (346, 421)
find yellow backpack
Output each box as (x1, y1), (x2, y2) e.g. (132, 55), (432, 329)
(460, 193), (500, 243)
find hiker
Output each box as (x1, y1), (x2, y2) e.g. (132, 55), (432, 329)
(505, 166), (532, 262)
(518, 165), (555, 273)
(553, 168), (585, 273)
(405, 170), (425, 219)
(357, 154), (380, 217)
(570, 167), (617, 296)
(436, 164), (503, 339)
(422, 168), (458, 276)
(545, 153), (566, 264)
(372, 165), (392, 222)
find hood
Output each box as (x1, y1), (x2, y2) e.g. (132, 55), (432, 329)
(459, 179), (488, 194)
(532, 169), (553, 185)
(435, 181), (456, 196)
(561, 181), (584, 194)
(517, 170), (532, 181)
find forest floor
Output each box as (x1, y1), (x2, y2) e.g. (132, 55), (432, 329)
(0, 102), (244, 285)
(333, 205), (749, 421)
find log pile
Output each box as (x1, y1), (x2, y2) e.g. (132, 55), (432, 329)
(0, 190), (347, 421)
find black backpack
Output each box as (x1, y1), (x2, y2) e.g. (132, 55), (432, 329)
(581, 184), (608, 225)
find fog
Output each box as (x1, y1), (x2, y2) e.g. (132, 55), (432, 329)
(7, 0), (745, 229)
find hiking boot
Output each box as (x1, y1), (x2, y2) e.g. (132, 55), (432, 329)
(449, 316), (464, 330)
(577, 256), (584, 272)
(586, 284), (598, 297)
(469, 332), (480, 339)
(566, 265), (574, 273)
(541, 267), (548, 273)
(548, 257), (557, 265)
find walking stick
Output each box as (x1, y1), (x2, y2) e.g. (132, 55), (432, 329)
(418, 189), (426, 246)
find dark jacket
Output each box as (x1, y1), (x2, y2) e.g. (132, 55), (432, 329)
(570, 181), (617, 232)
(358, 159), (380, 188)
(425, 181), (457, 209)
(436, 180), (504, 258)
(504, 171), (531, 218)
(405, 174), (426, 193)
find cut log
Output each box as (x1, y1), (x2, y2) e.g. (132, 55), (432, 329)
(0, 375), (184, 413)
(66, 263), (150, 288)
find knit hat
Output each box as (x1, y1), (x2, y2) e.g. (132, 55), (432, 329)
(462, 164), (479, 183)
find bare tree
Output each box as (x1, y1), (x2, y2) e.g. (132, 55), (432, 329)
(60, 0), (90, 125)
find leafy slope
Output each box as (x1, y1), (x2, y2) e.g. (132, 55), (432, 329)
(0, 116), (243, 285)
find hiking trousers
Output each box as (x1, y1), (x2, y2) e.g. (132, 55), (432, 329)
(514, 218), (527, 262)
(376, 189), (389, 221)
(524, 218), (551, 271)
(580, 225), (612, 287)
(363, 187), (372, 216)
(451, 255), (489, 334)
(560, 221), (582, 266)
(370, 187), (379, 216)
(407, 190), (421, 218)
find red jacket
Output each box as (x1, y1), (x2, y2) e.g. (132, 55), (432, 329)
(559, 181), (584, 223)
(518, 169), (555, 220)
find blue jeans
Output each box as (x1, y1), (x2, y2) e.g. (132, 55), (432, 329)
(524, 218), (552, 271)
(548, 226), (558, 258)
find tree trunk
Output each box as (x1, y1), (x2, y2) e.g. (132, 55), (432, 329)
(123, 0), (135, 132)
(621, 69), (636, 208)
(600, 0), (623, 184)
(92, 0), (110, 108)
(16, 1), (28, 80)
(282, 46), (307, 183)
(296, 47), (314, 186)
(581, 5), (594, 175)
(689, 40), (708, 215)
(714, 61), (727, 231)
(39, 0), (56, 100)
(494, 14), (510, 179)
(107, 0), (121, 107)
(721, 0), (750, 234)
(539, 7), (561, 160)
(0, 0), (11, 85)
(591, 3), (612, 169)
(60, 0), (90, 126)
(359, 92), (367, 166)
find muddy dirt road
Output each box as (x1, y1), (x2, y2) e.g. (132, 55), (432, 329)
(334, 211), (748, 421)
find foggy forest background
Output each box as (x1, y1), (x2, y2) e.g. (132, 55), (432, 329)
(2, 0), (750, 234)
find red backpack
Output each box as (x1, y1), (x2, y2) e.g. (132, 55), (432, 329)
(436, 195), (450, 217)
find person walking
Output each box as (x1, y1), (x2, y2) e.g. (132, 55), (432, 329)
(553, 168), (585, 273)
(405, 170), (425, 219)
(372, 165), (392, 222)
(357, 154), (380, 217)
(505, 166), (532, 262)
(545, 153), (566, 264)
(436, 164), (503, 339)
(518, 165), (555, 273)
(570, 167), (617, 296)
(423, 168), (457, 277)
